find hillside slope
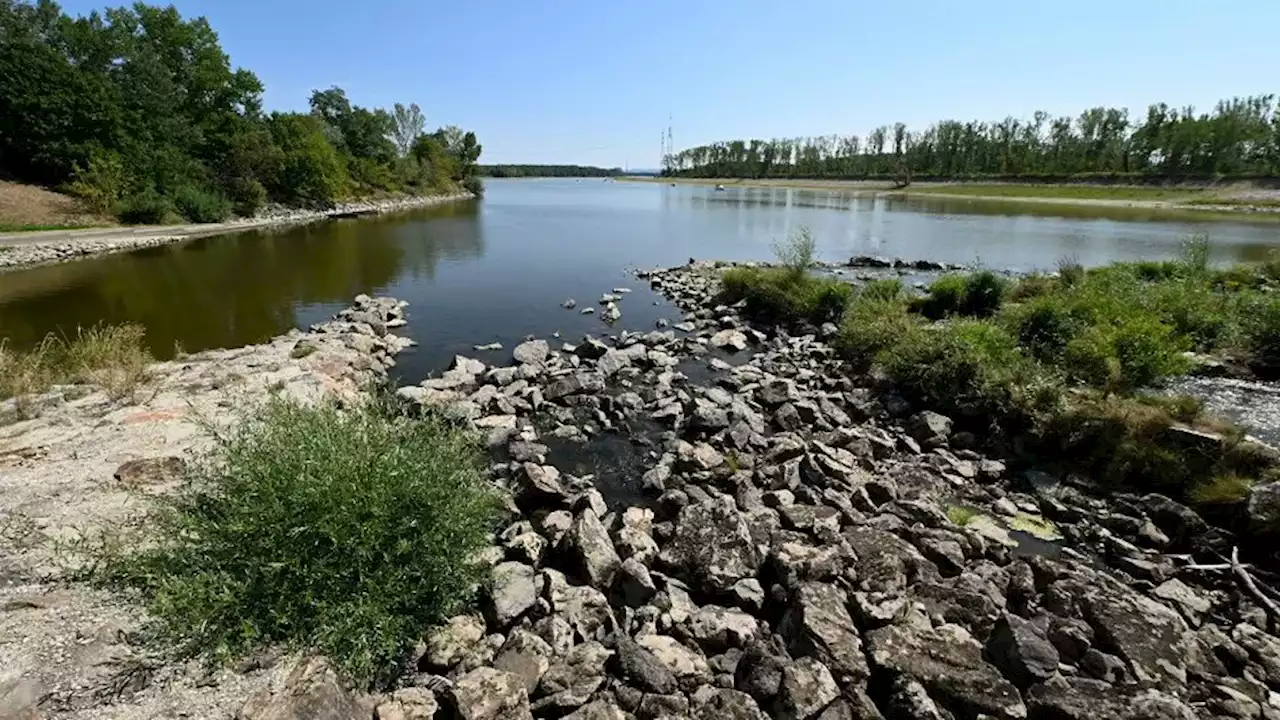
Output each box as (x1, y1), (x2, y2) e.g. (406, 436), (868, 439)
(0, 181), (112, 230)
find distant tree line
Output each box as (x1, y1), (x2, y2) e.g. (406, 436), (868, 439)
(0, 0), (483, 224)
(480, 165), (622, 178)
(664, 95), (1280, 182)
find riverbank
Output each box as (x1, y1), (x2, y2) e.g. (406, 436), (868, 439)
(621, 176), (1280, 216)
(0, 192), (474, 271)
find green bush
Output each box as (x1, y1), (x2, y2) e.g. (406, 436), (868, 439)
(1063, 316), (1189, 393)
(117, 191), (177, 225)
(227, 176), (268, 217)
(860, 278), (903, 302)
(174, 185), (233, 223)
(837, 296), (916, 369)
(1008, 274), (1055, 302)
(98, 400), (500, 685)
(1243, 295), (1280, 378)
(463, 175), (485, 196)
(1056, 257), (1085, 287)
(720, 266), (852, 326)
(771, 227), (817, 280)
(1008, 295), (1086, 362)
(919, 274), (967, 319)
(960, 270), (1008, 317)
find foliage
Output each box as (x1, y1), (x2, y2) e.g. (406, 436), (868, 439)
(481, 164), (622, 178)
(0, 2), (482, 220)
(663, 94), (1280, 180)
(837, 295), (916, 369)
(945, 506), (977, 526)
(96, 400), (501, 686)
(918, 271), (1006, 319)
(860, 278), (904, 302)
(1190, 474), (1253, 505)
(1242, 294), (1280, 378)
(720, 266), (852, 326)
(0, 323), (150, 402)
(117, 190), (177, 225)
(771, 227), (817, 279)
(173, 185), (232, 223)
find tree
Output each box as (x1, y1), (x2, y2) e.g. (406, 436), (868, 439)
(391, 103), (424, 157)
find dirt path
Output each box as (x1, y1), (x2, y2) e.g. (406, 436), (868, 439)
(0, 296), (411, 719)
(0, 193), (473, 271)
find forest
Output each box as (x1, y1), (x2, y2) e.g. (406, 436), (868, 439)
(664, 95), (1280, 182)
(480, 164), (621, 178)
(0, 0), (483, 224)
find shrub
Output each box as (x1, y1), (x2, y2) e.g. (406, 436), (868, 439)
(0, 324), (151, 402)
(837, 296), (915, 369)
(1063, 316), (1189, 393)
(919, 274), (967, 319)
(1008, 274), (1055, 302)
(226, 176), (268, 217)
(1243, 295), (1280, 378)
(174, 185), (233, 223)
(67, 148), (127, 214)
(1190, 474), (1253, 505)
(117, 191), (177, 225)
(1008, 295), (1085, 362)
(720, 266), (852, 326)
(960, 271), (1008, 317)
(1056, 256), (1085, 287)
(772, 227), (817, 280)
(97, 400), (500, 685)
(860, 278), (903, 302)
(1045, 397), (1190, 491)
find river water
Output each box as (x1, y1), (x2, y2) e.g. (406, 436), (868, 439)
(2, 179), (1278, 383)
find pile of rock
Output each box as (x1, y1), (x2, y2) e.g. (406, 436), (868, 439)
(342, 265), (1280, 719)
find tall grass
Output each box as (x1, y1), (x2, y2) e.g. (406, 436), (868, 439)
(95, 399), (501, 685)
(0, 324), (151, 401)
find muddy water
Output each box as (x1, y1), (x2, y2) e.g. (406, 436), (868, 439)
(2, 179), (1278, 385)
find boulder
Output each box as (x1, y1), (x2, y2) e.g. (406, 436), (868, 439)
(735, 637), (790, 703)
(660, 496), (761, 593)
(1248, 481), (1280, 534)
(422, 615), (486, 672)
(985, 612), (1059, 689)
(613, 636), (678, 694)
(545, 373), (605, 400)
(637, 633), (714, 685)
(114, 456), (185, 487)
(711, 329), (749, 352)
(448, 667), (533, 720)
(866, 622), (1025, 720)
(597, 348), (631, 377)
(1140, 494), (1209, 549)
(536, 641), (612, 713)
(516, 462), (568, 510)
(563, 701), (627, 720)
(1025, 675), (1197, 720)
(691, 688), (767, 720)
(513, 339), (550, 365)
(487, 561), (541, 627)
(687, 605), (760, 653)
(775, 657), (839, 720)
(906, 411), (952, 449)
(778, 582), (868, 685)
(373, 688), (438, 720)
(493, 629), (553, 693)
(547, 570), (615, 641)
(566, 509), (622, 587)
(1077, 575), (1190, 688)
(237, 656), (363, 720)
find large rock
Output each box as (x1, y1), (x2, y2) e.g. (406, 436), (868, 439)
(687, 605), (760, 653)
(735, 637), (791, 703)
(866, 622), (1026, 720)
(613, 636), (677, 694)
(545, 372), (605, 400)
(547, 570), (615, 641)
(711, 329), (749, 352)
(493, 629), (553, 693)
(660, 496), (761, 593)
(844, 527), (937, 592)
(513, 339), (550, 365)
(778, 583), (869, 685)
(517, 462), (568, 510)
(563, 701), (628, 720)
(692, 688), (767, 720)
(422, 615), (486, 671)
(985, 613), (1059, 689)
(536, 641), (612, 712)
(597, 348), (631, 377)
(1077, 575), (1190, 688)
(637, 634), (713, 685)
(1025, 675), (1197, 720)
(566, 509), (622, 587)
(1140, 494), (1209, 549)
(448, 667), (533, 720)
(907, 411), (952, 449)
(775, 657), (839, 720)
(238, 656), (363, 720)
(1248, 481), (1280, 534)
(487, 561), (541, 627)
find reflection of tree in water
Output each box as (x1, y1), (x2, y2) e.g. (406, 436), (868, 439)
(0, 201), (484, 356)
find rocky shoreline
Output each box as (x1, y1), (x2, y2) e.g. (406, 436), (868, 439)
(376, 261), (1280, 720)
(0, 192), (473, 270)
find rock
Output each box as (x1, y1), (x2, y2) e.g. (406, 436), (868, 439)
(689, 442), (725, 470)
(711, 329), (749, 352)
(688, 605), (760, 653)
(618, 557), (657, 606)
(1248, 481), (1280, 533)
(114, 456), (186, 487)
(451, 355), (487, 376)
(237, 656), (364, 720)
(546, 372), (605, 400)
(448, 667), (533, 720)
(374, 688), (438, 720)
(884, 676), (947, 720)
(616, 507), (660, 563)
(488, 561), (540, 628)
(731, 579), (766, 613)
(691, 688), (767, 720)
(637, 693), (689, 718)
(513, 339), (550, 365)
(597, 348), (631, 377)
(575, 337), (609, 359)
(517, 462), (568, 509)
(1025, 675), (1197, 720)
(602, 302), (622, 322)
(493, 629), (553, 693)
(844, 526), (936, 592)
(1077, 575), (1190, 688)
(562, 299), (578, 309)
(866, 622), (1025, 720)
(563, 701), (627, 720)
(773, 404), (804, 432)
(1080, 648), (1127, 683)
(423, 615), (486, 671)
(985, 612), (1059, 689)
(473, 342), (503, 351)
(581, 307), (595, 315)
(566, 509), (622, 586)
(660, 496), (761, 593)
(1047, 617), (1093, 663)
(534, 641), (611, 713)
(638, 633), (713, 685)
(614, 636), (678, 694)
(775, 657), (839, 720)
(1151, 578), (1212, 628)
(735, 637), (790, 702)
(548, 571), (615, 641)
(778, 583), (868, 685)
(907, 411), (952, 449)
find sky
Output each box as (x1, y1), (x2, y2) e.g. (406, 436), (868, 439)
(56, 0), (1280, 168)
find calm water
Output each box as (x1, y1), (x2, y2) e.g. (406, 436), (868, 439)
(2, 179), (1278, 382)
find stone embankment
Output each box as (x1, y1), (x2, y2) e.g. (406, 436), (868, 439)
(0, 295), (412, 719)
(370, 261), (1280, 720)
(0, 193), (472, 270)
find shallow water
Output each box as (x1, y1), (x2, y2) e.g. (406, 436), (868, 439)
(2, 179), (1278, 383)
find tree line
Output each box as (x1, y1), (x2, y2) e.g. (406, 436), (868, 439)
(480, 164), (621, 178)
(663, 95), (1280, 182)
(0, 0), (483, 224)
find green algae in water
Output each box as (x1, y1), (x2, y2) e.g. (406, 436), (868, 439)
(1008, 512), (1062, 541)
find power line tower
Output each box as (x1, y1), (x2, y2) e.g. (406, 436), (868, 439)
(661, 114), (674, 175)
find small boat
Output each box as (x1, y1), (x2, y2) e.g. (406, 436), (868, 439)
(669, 182), (676, 187)
(715, 184), (726, 191)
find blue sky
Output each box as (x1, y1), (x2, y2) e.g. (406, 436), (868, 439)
(58, 0), (1280, 167)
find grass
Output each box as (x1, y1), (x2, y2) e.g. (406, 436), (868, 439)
(94, 399), (501, 686)
(1185, 197), (1280, 209)
(0, 222), (104, 233)
(0, 324), (151, 402)
(946, 505), (978, 526)
(900, 183), (1203, 202)
(721, 228), (853, 326)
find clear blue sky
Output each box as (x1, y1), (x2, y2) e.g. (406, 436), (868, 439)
(58, 0), (1280, 167)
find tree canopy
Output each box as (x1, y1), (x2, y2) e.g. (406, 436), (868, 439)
(480, 165), (622, 178)
(664, 95), (1280, 181)
(0, 0), (483, 223)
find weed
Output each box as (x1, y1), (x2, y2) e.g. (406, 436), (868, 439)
(0, 324), (151, 401)
(771, 226), (817, 280)
(95, 399), (500, 686)
(946, 505), (977, 526)
(720, 266), (852, 326)
(1190, 474), (1253, 505)
(860, 278), (903, 302)
(1056, 256), (1085, 287)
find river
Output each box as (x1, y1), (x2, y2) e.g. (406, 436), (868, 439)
(1, 178), (1278, 384)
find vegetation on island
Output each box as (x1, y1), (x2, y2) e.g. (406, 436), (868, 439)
(666, 94), (1280, 182)
(0, 0), (483, 225)
(95, 399), (500, 685)
(480, 164), (622, 178)
(722, 231), (1280, 513)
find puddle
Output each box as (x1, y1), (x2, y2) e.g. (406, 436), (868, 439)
(536, 410), (665, 512)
